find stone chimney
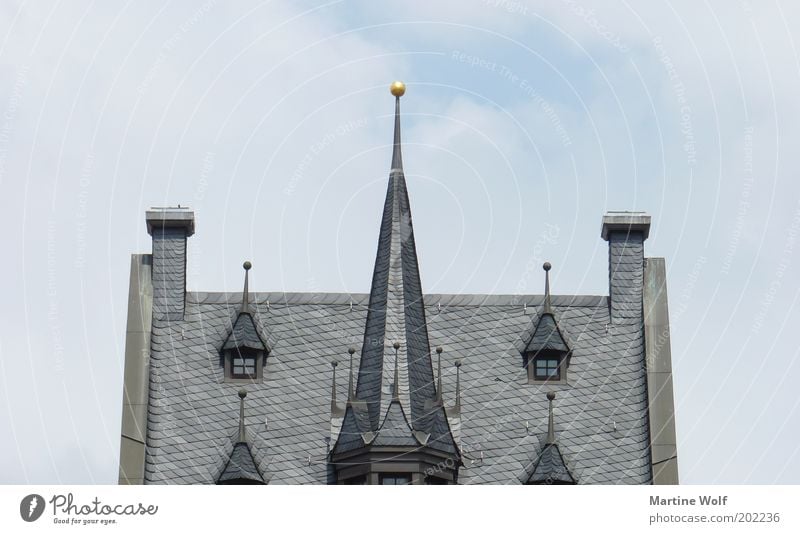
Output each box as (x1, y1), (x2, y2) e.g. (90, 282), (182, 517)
(601, 212), (651, 323)
(146, 207), (195, 320)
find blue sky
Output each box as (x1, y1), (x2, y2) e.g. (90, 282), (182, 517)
(1, 0), (799, 484)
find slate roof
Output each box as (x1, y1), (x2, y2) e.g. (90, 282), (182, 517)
(525, 313), (570, 354)
(222, 312), (268, 353)
(143, 291), (652, 484)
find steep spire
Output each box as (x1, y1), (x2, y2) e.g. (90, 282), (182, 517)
(454, 360), (462, 411)
(392, 342), (400, 400)
(332, 82), (457, 458)
(238, 389), (248, 443)
(543, 261), (553, 315)
(241, 261), (252, 314)
(330, 361), (339, 414)
(435, 346), (443, 404)
(390, 81), (405, 171)
(546, 392), (556, 444)
(347, 348), (355, 403)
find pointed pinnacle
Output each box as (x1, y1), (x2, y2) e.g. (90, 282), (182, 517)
(546, 391), (556, 445)
(390, 88), (403, 172)
(543, 262), (553, 315)
(241, 261), (252, 314)
(435, 346), (443, 404)
(238, 389), (248, 443)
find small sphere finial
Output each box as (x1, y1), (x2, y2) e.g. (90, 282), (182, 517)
(243, 261), (252, 271)
(393, 341), (401, 350)
(390, 81), (406, 98)
(546, 392), (556, 401)
(543, 262), (551, 272)
(436, 346), (443, 354)
(454, 359), (462, 368)
(331, 360), (338, 368)
(348, 347), (356, 355)
(238, 389), (247, 399)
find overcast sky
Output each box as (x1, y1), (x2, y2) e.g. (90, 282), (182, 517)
(1, 0), (799, 484)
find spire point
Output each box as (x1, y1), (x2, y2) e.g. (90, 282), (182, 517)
(454, 359), (462, 410)
(546, 392), (556, 444)
(240, 261), (252, 314)
(238, 389), (248, 442)
(390, 84), (404, 171)
(435, 347), (443, 403)
(543, 261), (553, 314)
(390, 81), (406, 98)
(347, 348), (355, 403)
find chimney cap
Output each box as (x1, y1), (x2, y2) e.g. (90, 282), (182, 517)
(146, 207), (195, 237)
(601, 211), (650, 241)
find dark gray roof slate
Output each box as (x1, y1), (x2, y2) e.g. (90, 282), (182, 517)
(525, 443), (576, 484)
(525, 312), (570, 353)
(143, 291), (652, 484)
(217, 442), (264, 484)
(222, 312), (268, 353)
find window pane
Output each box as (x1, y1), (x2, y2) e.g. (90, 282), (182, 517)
(232, 355), (256, 377)
(380, 474), (411, 485)
(533, 357), (559, 379)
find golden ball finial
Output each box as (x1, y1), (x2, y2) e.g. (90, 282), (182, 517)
(390, 81), (406, 98)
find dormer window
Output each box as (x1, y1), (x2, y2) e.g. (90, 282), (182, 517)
(221, 261), (269, 384)
(523, 263), (572, 385)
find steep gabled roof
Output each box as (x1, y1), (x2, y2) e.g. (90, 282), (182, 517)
(218, 442), (264, 484)
(222, 312), (267, 352)
(334, 85), (457, 456)
(526, 443), (575, 485)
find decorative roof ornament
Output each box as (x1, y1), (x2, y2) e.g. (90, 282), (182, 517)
(435, 346), (443, 405)
(392, 342), (401, 401)
(543, 261), (553, 315)
(454, 359), (462, 411)
(330, 361), (342, 416)
(238, 389), (248, 443)
(390, 81), (405, 171)
(546, 391), (556, 444)
(523, 392), (576, 485)
(217, 389), (265, 485)
(347, 348), (355, 404)
(221, 261), (268, 353)
(523, 262), (571, 355)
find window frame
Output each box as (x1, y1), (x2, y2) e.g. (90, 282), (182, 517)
(231, 353), (257, 379)
(224, 348), (264, 383)
(526, 351), (567, 384)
